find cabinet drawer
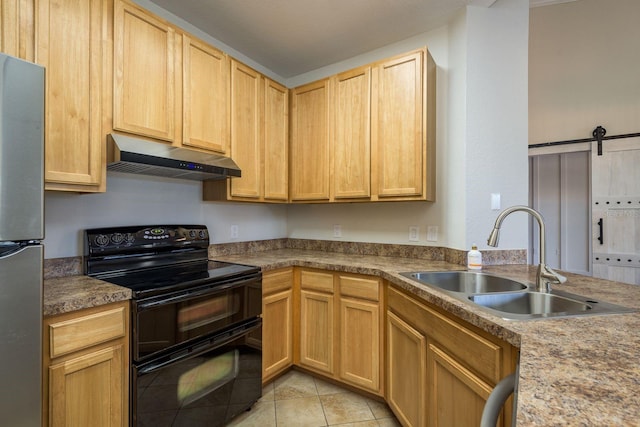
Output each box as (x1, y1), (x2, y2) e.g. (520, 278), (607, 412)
(263, 268), (293, 295)
(339, 275), (380, 301)
(49, 306), (127, 359)
(300, 269), (334, 293)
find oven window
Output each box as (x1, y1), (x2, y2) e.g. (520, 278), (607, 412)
(136, 280), (261, 360)
(177, 295), (239, 333)
(135, 338), (262, 426)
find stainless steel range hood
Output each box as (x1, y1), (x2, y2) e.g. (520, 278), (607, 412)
(107, 134), (241, 181)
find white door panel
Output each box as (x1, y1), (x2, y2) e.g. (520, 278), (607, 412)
(591, 138), (640, 285)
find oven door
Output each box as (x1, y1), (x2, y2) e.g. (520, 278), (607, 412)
(133, 320), (262, 427)
(134, 275), (261, 361)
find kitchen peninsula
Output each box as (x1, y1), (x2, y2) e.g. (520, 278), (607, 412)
(44, 241), (640, 426)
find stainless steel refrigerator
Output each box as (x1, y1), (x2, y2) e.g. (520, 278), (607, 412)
(0, 53), (45, 426)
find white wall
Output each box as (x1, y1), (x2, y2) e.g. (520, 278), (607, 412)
(44, 174), (287, 258)
(464, 0), (530, 250)
(529, 0), (640, 143)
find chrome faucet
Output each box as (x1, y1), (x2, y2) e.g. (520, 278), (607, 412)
(487, 205), (566, 292)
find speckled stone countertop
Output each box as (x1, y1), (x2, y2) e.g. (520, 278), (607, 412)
(43, 275), (131, 317)
(42, 243), (640, 425)
(209, 248), (640, 426)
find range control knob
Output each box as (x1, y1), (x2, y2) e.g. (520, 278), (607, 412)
(125, 233), (135, 244)
(94, 234), (109, 247)
(111, 233), (125, 244)
(198, 230), (207, 239)
(189, 230), (197, 238)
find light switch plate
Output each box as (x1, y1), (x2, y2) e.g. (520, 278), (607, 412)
(333, 224), (342, 238)
(491, 193), (501, 210)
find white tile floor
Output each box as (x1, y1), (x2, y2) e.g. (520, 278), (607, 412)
(228, 370), (401, 427)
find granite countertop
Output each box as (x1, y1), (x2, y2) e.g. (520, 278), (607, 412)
(43, 275), (131, 317)
(43, 248), (640, 425)
(209, 248), (640, 426)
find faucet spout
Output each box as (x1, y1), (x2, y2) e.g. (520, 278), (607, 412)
(487, 205), (566, 292)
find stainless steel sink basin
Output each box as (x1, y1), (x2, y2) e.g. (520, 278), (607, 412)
(401, 271), (528, 294)
(400, 270), (636, 320)
(469, 290), (636, 320)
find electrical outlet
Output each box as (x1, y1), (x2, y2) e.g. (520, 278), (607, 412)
(333, 224), (342, 238)
(427, 226), (439, 242)
(409, 226), (419, 242)
(230, 225), (239, 239)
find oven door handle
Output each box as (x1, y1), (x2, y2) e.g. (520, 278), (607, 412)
(138, 276), (259, 309)
(136, 319), (261, 375)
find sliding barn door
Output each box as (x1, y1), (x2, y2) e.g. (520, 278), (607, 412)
(592, 138), (640, 285)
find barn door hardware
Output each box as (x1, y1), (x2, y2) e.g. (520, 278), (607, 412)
(592, 126), (606, 155)
(529, 125), (640, 155)
(597, 218), (604, 245)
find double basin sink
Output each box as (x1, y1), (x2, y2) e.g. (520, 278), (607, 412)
(400, 271), (635, 320)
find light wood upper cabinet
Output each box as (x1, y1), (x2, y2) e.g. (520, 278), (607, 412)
(36, 0), (106, 192)
(290, 47), (435, 203)
(290, 78), (331, 201)
(372, 49), (428, 199)
(113, 0), (178, 142)
(183, 35), (229, 153)
(333, 66), (371, 199)
(263, 78), (289, 200)
(0, 0), (34, 60)
(202, 67), (288, 203)
(229, 59), (262, 198)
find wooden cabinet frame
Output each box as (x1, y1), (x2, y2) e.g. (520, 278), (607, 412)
(43, 301), (130, 427)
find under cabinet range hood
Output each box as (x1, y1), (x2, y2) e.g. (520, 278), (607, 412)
(107, 134), (241, 181)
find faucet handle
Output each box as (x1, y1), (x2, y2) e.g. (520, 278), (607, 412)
(540, 264), (567, 284)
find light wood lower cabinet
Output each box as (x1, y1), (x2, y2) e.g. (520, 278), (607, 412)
(338, 274), (382, 393)
(387, 310), (427, 427)
(387, 285), (517, 427)
(262, 268), (294, 383)
(298, 269), (335, 374)
(43, 301), (130, 427)
(295, 268), (384, 396)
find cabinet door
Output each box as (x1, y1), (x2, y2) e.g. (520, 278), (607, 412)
(299, 289), (334, 374)
(264, 78), (288, 201)
(114, 0), (177, 142)
(339, 297), (379, 392)
(183, 35), (229, 153)
(333, 66), (371, 199)
(290, 79), (331, 201)
(372, 50), (424, 198)
(1, 0), (34, 60)
(49, 345), (124, 427)
(387, 311), (427, 427)
(229, 60), (262, 198)
(37, 0), (104, 190)
(263, 289), (293, 381)
(427, 342), (494, 427)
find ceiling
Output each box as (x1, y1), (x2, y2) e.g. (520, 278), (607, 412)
(147, 0), (575, 79)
